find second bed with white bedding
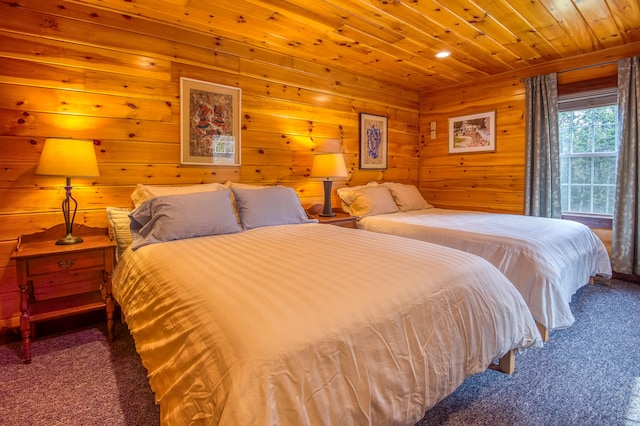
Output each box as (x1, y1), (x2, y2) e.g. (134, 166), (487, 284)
(358, 208), (612, 332)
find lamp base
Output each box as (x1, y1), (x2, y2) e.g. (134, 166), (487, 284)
(321, 179), (335, 217)
(57, 179), (83, 245)
(56, 234), (84, 245)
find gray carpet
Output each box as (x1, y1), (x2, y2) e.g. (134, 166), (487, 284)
(0, 317), (159, 426)
(417, 278), (640, 426)
(0, 279), (638, 426)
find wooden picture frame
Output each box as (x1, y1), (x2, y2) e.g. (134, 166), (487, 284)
(359, 112), (388, 170)
(180, 77), (241, 166)
(448, 110), (496, 154)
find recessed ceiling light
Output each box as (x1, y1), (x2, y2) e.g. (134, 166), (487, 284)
(435, 51), (451, 58)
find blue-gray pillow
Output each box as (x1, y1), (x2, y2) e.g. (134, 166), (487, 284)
(231, 186), (317, 230)
(129, 189), (240, 250)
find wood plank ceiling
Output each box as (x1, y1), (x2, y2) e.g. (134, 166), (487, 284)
(71, 0), (640, 91)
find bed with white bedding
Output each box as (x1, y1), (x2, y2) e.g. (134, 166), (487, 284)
(109, 183), (542, 426)
(337, 182), (612, 338)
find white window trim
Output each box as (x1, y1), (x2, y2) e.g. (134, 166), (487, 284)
(558, 88), (618, 217)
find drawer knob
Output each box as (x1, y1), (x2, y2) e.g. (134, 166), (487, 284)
(58, 259), (77, 269)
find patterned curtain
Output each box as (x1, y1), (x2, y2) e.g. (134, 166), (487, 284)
(524, 73), (561, 218)
(612, 57), (640, 275)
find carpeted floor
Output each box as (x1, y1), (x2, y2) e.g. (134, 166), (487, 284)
(0, 315), (159, 426)
(0, 279), (638, 426)
(417, 278), (640, 426)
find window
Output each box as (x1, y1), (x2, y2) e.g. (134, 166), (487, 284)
(559, 89), (618, 216)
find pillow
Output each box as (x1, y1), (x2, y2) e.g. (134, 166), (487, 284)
(130, 182), (226, 208)
(336, 181), (378, 214)
(223, 181), (275, 224)
(223, 181), (272, 190)
(231, 186), (317, 230)
(129, 189), (240, 250)
(336, 181), (378, 194)
(106, 207), (133, 261)
(381, 182), (433, 211)
(338, 185), (399, 217)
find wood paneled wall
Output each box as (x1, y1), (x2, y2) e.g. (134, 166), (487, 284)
(0, 1), (420, 327)
(419, 43), (640, 214)
(420, 76), (527, 214)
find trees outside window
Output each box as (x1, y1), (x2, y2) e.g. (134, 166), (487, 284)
(559, 104), (618, 215)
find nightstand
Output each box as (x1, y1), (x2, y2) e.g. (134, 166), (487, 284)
(10, 224), (116, 363)
(307, 204), (358, 229)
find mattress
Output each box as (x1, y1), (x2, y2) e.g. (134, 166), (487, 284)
(113, 223), (541, 425)
(359, 208), (612, 330)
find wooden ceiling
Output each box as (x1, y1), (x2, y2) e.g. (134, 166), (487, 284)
(74, 0), (640, 91)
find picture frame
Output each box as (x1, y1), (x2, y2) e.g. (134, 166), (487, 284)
(359, 112), (388, 170)
(180, 77), (241, 166)
(448, 110), (496, 154)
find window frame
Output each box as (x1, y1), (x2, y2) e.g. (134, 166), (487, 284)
(558, 88), (618, 221)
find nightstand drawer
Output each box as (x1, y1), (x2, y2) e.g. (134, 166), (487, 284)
(26, 250), (105, 276)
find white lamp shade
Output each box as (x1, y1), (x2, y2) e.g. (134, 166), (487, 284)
(310, 153), (348, 178)
(36, 138), (100, 177)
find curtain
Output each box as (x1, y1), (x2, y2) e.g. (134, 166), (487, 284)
(524, 73), (561, 218)
(612, 57), (640, 275)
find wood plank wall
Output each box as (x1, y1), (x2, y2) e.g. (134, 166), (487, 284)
(0, 1), (420, 328)
(420, 77), (527, 214)
(419, 43), (640, 215)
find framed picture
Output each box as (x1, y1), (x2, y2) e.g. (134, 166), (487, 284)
(180, 77), (241, 166)
(448, 110), (496, 154)
(359, 112), (388, 170)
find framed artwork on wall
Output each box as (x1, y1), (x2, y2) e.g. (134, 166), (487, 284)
(448, 110), (496, 154)
(180, 77), (241, 166)
(359, 112), (388, 170)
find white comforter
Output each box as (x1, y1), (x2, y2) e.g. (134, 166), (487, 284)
(113, 223), (541, 426)
(359, 209), (612, 331)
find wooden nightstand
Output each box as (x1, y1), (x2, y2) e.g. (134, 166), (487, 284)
(10, 224), (116, 363)
(307, 204), (358, 229)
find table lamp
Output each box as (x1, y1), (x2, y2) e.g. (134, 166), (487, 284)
(310, 153), (348, 217)
(36, 138), (100, 245)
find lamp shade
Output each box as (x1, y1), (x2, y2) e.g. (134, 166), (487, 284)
(36, 138), (100, 177)
(310, 153), (348, 178)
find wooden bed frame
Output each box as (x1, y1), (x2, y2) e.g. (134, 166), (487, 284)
(533, 275), (601, 343)
(494, 350), (516, 375)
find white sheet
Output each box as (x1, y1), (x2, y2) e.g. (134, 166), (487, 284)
(113, 223), (541, 425)
(359, 209), (612, 330)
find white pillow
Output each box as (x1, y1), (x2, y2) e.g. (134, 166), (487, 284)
(130, 182), (226, 207)
(381, 182), (433, 211)
(231, 186), (317, 229)
(336, 181), (378, 214)
(338, 185), (399, 217)
(106, 207), (132, 261)
(223, 181), (272, 190)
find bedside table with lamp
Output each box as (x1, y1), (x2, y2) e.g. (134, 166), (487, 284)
(308, 152), (357, 229)
(10, 138), (116, 364)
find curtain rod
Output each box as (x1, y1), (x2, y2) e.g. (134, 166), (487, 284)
(557, 60), (618, 74)
(519, 59), (619, 82)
